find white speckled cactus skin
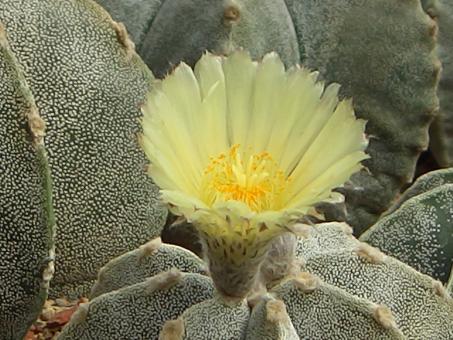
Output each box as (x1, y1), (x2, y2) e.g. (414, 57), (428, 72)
(361, 182), (453, 283)
(0, 24), (55, 340)
(0, 0), (167, 302)
(58, 220), (453, 339)
(423, 0), (453, 167)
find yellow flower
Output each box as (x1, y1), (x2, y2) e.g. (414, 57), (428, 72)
(142, 51), (368, 299)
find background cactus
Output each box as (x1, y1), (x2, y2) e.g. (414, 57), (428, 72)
(360, 179), (453, 283)
(0, 25), (55, 340)
(0, 0), (167, 300)
(423, 0), (453, 167)
(97, 0), (440, 232)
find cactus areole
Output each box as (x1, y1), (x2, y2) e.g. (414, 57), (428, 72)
(141, 51), (368, 300)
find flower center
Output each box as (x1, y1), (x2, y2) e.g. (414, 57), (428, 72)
(202, 144), (288, 211)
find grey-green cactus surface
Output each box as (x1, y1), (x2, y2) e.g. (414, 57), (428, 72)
(97, 0), (440, 232)
(385, 167), (453, 214)
(90, 237), (206, 298)
(0, 24), (55, 340)
(361, 183), (453, 283)
(170, 297), (250, 340)
(59, 221), (453, 339)
(299, 223), (453, 339)
(0, 0), (167, 299)
(246, 297), (299, 340)
(58, 271), (214, 339)
(423, 0), (453, 167)
(272, 275), (405, 339)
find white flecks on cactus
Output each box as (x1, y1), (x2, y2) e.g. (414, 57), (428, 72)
(299, 225), (453, 339)
(246, 296), (300, 340)
(171, 296), (250, 340)
(0, 0), (168, 299)
(58, 271), (214, 339)
(361, 184), (453, 282)
(0, 24), (55, 339)
(90, 238), (207, 298)
(271, 275), (405, 339)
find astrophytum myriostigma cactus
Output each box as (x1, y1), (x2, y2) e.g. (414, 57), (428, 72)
(360, 168), (453, 283)
(58, 222), (453, 339)
(97, 0), (440, 232)
(423, 0), (453, 167)
(0, 0), (167, 300)
(0, 25), (55, 340)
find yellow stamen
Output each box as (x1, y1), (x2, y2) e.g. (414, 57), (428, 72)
(202, 144), (288, 211)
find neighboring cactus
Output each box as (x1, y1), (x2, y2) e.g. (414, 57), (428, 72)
(59, 270), (214, 339)
(360, 183), (453, 282)
(423, 0), (453, 167)
(0, 0), (167, 298)
(0, 24), (55, 340)
(298, 224), (453, 339)
(385, 167), (453, 214)
(97, 0), (440, 231)
(90, 237), (207, 298)
(97, 0), (300, 78)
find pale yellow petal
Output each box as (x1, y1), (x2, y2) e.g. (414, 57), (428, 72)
(161, 189), (209, 219)
(194, 53), (229, 160)
(280, 83), (341, 174)
(222, 50), (257, 146)
(286, 151), (368, 208)
(266, 67), (323, 162)
(288, 99), (367, 192)
(245, 52), (286, 154)
(142, 90), (202, 192)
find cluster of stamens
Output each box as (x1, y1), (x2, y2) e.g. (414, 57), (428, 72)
(202, 144), (288, 211)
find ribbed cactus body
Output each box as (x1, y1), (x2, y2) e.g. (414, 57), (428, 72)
(424, 0), (453, 167)
(59, 271), (214, 339)
(0, 0), (167, 298)
(361, 182), (453, 283)
(0, 26), (55, 340)
(59, 222), (453, 339)
(90, 238), (207, 298)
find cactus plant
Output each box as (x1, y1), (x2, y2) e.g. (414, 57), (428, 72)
(165, 297), (250, 339)
(97, 0), (440, 232)
(245, 296), (299, 340)
(272, 274), (405, 339)
(90, 237), (207, 298)
(0, 24), (55, 340)
(58, 222), (453, 339)
(423, 0), (453, 167)
(298, 226), (453, 338)
(360, 182), (453, 283)
(385, 167), (453, 214)
(59, 270), (214, 339)
(0, 0), (167, 299)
